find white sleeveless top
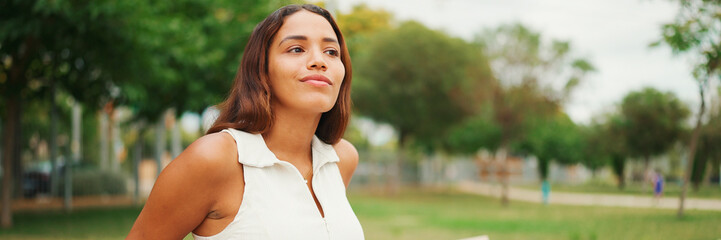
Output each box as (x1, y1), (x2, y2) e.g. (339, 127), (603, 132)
(192, 128), (364, 240)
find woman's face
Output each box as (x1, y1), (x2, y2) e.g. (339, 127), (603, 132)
(267, 10), (345, 115)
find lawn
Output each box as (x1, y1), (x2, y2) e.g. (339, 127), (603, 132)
(351, 189), (721, 240)
(0, 189), (719, 240)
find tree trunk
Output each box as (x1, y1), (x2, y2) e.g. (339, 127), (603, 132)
(110, 106), (120, 172)
(692, 155), (708, 192)
(538, 157), (549, 181)
(155, 112), (167, 179)
(1, 95), (20, 228)
(643, 155), (650, 193)
(170, 110), (182, 160)
(65, 102), (81, 212)
(2, 36), (34, 228)
(133, 123), (145, 205)
(703, 158), (712, 187)
(679, 84), (706, 218)
(498, 146), (509, 207)
(612, 155), (625, 190)
(99, 109), (109, 170)
(11, 106), (22, 200)
(50, 79), (59, 197)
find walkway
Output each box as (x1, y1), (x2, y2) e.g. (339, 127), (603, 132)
(457, 181), (721, 211)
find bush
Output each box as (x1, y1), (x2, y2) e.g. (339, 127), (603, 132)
(67, 169), (127, 196)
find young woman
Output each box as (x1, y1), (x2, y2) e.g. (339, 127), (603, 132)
(126, 4), (364, 239)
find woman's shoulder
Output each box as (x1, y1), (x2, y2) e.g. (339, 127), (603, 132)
(333, 138), (358, 164)
(126, 132), (241, 239)
(168, 132), (239, 177)
(333, 139), (359, 187)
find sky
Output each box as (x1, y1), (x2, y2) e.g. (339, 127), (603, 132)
(335, 0), (705, 124)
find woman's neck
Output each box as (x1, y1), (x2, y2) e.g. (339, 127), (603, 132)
(261, 106), (321, 162)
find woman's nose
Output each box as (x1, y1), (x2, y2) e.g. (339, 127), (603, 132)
(307, 51), (327, 70)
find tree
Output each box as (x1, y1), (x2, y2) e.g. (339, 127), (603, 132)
(578, 124), (609, 177)
(112, 0), (291, 179)
(692, 102), (721, 190)
(0, 0), (289, 227)
(447, 105), (502, 155)
(523, 112), (583, 182)
(354, 21), (494, 149)
(471, 23), (594, 205)
(619, 87), (689, 184)
(583, 113), (629, 189)
(657, 0), (721, 218)
(1, 0), (141, 228)
(352, 21), (494, 190)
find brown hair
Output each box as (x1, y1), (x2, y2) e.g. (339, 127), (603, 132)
(206, 4), (352, 145)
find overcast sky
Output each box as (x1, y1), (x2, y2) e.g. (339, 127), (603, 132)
(336, 0), (705, 124)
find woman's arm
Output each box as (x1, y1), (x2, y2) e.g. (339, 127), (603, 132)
(126, 132), (238, 240)
(334, 138), (359, 188)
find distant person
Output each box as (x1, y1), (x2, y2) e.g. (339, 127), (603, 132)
(126, 4), (364, 239)
(653, 170), (664, 201)
(541, 180), (550, 205)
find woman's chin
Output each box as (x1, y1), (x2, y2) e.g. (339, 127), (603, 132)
(287, 100), (336, 114)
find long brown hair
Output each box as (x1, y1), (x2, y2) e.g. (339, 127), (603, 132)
(206, 4), (352, 145)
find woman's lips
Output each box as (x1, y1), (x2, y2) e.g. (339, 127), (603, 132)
(301, 74), (332, 87)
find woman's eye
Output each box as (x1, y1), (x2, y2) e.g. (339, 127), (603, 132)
(325, 49), (339, 56)
(289, 47), (303, 53)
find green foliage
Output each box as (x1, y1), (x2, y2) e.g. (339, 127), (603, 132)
(578, 124), (609, 173)
(606, 114), (631, 188)
(620, 87), (690, 160)
(114, 0), (293, 121)
(336, 4), (394, 59)
(522, 112), (583, 180)
(475, 23), (595, 99)
(447, 105), (502, 154)
(658, 0), (721, 84)
(353, 21), (494, 150)
(465, 23), (594, 159)
(1, 0), (293, 121)
(0, 0), (138, 109)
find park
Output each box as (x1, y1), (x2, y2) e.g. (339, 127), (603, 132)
(1, 0), (721, 239)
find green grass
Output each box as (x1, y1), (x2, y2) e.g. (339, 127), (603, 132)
(351, 189), (721, 240)
(1, 189), (720, 240)
(0, 207), (142, 240)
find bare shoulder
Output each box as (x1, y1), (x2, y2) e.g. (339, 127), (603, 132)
(183, 132), (238, 167)
(166, 132), (238, 179)
(126, 132), (239, 239)
(333, 138), (359, 164)
(333, 138), (359, 188)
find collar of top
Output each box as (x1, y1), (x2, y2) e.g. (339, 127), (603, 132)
(223, 128), (340, 169)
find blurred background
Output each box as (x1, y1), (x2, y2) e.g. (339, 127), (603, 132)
(1, 0), (721, 239)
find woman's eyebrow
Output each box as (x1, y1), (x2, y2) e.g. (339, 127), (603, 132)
(279, 35), (338, 46)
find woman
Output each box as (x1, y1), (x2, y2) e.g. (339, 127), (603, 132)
(127, 4), (364, 240)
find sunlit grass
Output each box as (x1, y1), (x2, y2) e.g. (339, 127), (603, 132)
(351, 188), (721, 240)
(1, 188), (719, 240)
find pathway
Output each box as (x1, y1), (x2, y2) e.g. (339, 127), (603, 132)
(457, 181), (721, 211)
